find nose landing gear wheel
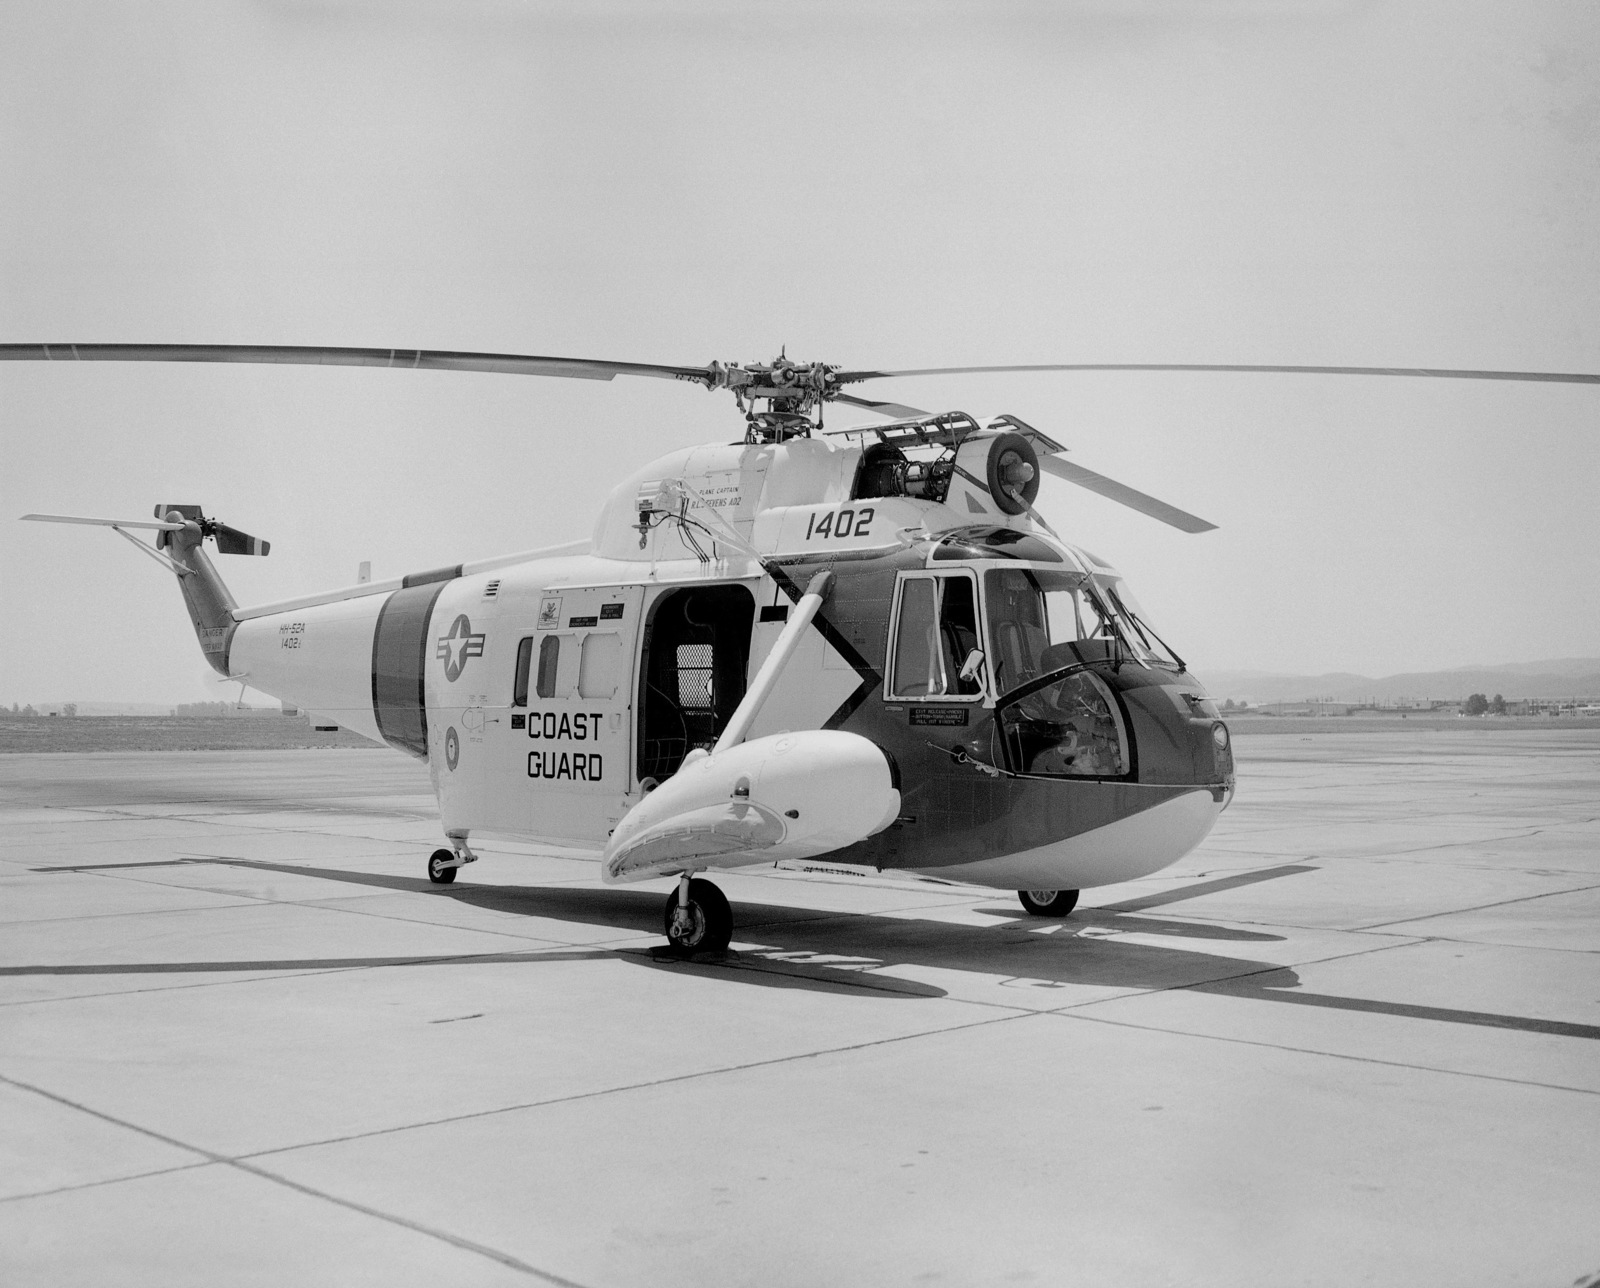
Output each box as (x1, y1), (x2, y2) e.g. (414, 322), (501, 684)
(1019, 888), (1079, 916)
(663, 878), (732, 955)
(428, 849), (459, 884)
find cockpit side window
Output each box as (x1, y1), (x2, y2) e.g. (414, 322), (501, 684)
(888, 572), (981, 699)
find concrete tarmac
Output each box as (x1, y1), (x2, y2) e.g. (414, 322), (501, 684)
(2, 730), (1598, 1287)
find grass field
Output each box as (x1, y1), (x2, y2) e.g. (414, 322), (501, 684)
(0, 716), (380, 754)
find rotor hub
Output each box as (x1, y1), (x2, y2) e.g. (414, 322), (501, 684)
(706, 356), (840, 441)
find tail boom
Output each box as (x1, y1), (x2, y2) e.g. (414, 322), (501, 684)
(159, 515), (240, 675)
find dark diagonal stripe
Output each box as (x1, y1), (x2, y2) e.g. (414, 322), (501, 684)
(1199, 976), (1600, 1041)
(1100, 863), (1317, 912)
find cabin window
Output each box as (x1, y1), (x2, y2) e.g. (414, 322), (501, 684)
(888, 572), (981, 699)
(512, 637), (534, 706)
(579, 633), (622, 699)
(535, 636), (560, 699)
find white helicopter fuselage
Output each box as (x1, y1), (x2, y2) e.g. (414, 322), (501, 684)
(223, 430), (1234, 891)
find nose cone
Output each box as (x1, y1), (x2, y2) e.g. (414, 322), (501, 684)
(914, 786), (1225, 891)
(1115, 679), (1236, 794)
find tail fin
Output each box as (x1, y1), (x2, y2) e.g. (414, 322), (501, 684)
(152, 506), (270, 675)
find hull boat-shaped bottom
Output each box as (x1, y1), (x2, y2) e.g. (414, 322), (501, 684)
(906, 788), (1222, 891)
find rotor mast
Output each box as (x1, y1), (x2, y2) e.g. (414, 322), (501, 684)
(704, 355), (841, 441)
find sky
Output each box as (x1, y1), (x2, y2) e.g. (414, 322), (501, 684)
(2, 0), (1597, 706)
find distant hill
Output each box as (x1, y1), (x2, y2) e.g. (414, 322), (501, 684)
(1198, 659), (1600, 704)
(1465, 658), (1600, 679)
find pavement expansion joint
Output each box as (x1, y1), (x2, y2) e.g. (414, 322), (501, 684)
(235, 1009), (1039, 1165)
(1056, 1009), (1600, 1095)
(0, 1158), (216, 1207)
(1353, 879), (1600, 931)
(5, 1068), (589, 1288)
(228, 1159), (593, 1287)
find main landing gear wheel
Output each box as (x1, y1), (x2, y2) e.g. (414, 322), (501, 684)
(1019, 888), (1079, 917)
(663, 878), (732, 956)
(427, 849), (458, 885)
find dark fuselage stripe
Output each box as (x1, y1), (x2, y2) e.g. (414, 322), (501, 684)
(767, 563), (881, 730)
(371, 582), (449, 759)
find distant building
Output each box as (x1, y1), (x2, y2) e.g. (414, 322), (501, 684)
(1253, 699), (1463, 718)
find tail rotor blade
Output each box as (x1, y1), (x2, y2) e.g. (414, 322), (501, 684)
(1037, 455), (1217, 534)
(212, 523), (270, 557)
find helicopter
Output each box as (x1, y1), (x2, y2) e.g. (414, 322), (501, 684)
(10, 343), (1598, 955)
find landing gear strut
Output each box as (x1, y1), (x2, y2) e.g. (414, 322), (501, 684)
(1019, 888), (1079, 917)
(428, 833), (478, 885)
(663, 874), (733, 955)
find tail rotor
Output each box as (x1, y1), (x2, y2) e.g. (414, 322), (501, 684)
(153, 505), (271, 556)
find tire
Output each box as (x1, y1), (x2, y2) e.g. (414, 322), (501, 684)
(663, 878), (733, 954)
(428, 848), (459, 885)
(1018, 888), (1078, 917)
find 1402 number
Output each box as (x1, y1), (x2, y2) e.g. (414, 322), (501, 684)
(805, 506), (875, 541)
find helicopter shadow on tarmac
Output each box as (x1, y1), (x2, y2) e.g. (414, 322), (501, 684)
(21, 855), (1600, 1038)
(31, 853), (1299, 1003)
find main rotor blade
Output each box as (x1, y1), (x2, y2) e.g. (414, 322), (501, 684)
(834, 362), (1600, 387)
(21, 512), (184, 530)
(0, 343), (715, 386)
(1037, 456), (1217, 534)
(832, 392), (933, 419)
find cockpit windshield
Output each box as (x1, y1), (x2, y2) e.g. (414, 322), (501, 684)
(1099, 580), (1183, 672)
(982, 568), (1118, 694)
(982, 567), (1183, 688)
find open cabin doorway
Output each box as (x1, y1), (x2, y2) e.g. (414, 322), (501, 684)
(637, 584), (755, 784)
